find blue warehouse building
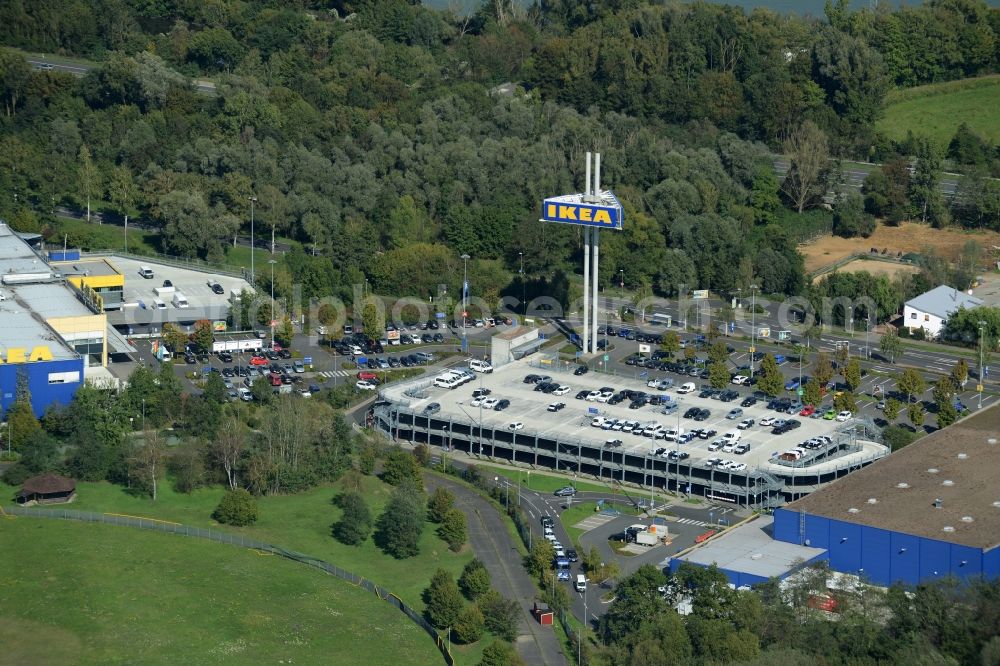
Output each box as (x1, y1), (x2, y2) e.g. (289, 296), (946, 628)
(0, 224), (90, 418)
(772, 405), (1000, 586)
(672, 405), (1000, 588)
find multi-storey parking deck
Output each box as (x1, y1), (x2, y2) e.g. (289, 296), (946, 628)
(374, 359), (889, 509)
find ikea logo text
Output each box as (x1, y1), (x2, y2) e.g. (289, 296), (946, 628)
(545, 204), (614, 225)
(0, 346), (54, 364)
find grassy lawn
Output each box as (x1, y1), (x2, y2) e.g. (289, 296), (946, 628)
(559, 501), (599, 546)
(0, 520), (441, 665)
(478, 465), (611, 495)
(877, 75), (1000, 147)
(0, 476), (470, 620)
(48, 216), (160, 256)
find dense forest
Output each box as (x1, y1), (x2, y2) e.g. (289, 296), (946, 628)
(0, 0), (997, 304)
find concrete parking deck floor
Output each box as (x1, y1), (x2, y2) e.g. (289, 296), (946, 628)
(385, 359), (887, 476)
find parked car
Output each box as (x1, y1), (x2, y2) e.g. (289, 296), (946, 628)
(574, 365), (589, 376)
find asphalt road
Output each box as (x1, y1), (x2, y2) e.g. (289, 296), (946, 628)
(27, 56), (216, 94)
(425, 474), (567, 666)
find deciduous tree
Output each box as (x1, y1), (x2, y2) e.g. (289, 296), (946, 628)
(376, 481), (425, 559)
(459, 559), (491, 600)
(423, 569), (464, 629)
(756, 354), (784, 397)
(453, 604), (485, 644)
(880, 328), (901, 363)
(781, 121), (829, 214)
(333, 491), (373, 545)
(427, 486), (455, 523)
(438, 507), (467, 552)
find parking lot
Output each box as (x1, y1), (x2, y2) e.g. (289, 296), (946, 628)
(390, 358), (886, 475)
(109, 255), (252, 310)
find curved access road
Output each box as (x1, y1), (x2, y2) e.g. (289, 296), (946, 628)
(424, 474), (568, 666)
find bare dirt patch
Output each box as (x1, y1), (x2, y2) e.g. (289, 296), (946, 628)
(810, 258), (919, 284)
(799, 223), (1000, 274)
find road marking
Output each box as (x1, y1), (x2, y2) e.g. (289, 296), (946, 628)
(674, 518), (708, 527)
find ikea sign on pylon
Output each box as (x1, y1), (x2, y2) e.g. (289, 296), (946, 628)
(541, 193), (623, 230)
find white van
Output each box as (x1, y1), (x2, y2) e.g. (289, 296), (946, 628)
(469, 359), (493, 373)
(172, 292), (189, 308)
(677, 382), (696, 394)
(721, 430), (742, 442)
(138, 266), (154, 279)
(575, 574), (587, 593)
(153, 298), (166, 309)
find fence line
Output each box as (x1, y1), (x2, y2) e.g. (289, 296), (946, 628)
(3, 505), (454, 666)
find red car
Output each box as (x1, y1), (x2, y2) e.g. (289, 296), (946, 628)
(269, 373), (282, 387)
(357, 371), (378, 381)
(799, 405), (816, 416)
(249, 356), (269, 366)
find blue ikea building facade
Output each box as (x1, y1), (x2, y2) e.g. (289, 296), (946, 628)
(0, 356), (85, 418)
(767, 406), (1000, 587)
(771, 508), (1000, 587)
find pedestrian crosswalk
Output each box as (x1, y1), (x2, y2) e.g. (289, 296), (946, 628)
(675, 517), (709, 527)
(316, 370), (353, 378)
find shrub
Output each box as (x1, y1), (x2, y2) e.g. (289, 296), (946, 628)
(212, 488), (258, 526)
(459, 559), (491, 600)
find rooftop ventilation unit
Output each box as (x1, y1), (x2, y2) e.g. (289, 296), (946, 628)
(943, 526), (955, 533)
(848, 507), (860, 514)
(896, 482), (910, 489)
(933, 498), (943, 509)
(867, 498), (878, 504)
(927, 468), (939, 474)
(994, 501), (1000, 508)
(988, 438), (997, 445)
(957, 453), (968, 460)
(943, 480), (955, 487)
(961, 516), (974, 523)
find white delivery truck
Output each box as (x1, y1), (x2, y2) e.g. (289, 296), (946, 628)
(172, 292), (189, 308)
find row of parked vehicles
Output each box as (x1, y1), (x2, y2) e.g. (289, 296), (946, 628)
(777, 435), (837, 461)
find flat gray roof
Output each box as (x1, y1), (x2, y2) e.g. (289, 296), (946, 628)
(674, 515), (826, 579)
(10, 283), (92, 319)
(52, 258), (121, 277)
(0, 223), (52, 281)
(905, 285), (982, 320)
(785, 405), (1000, 549)
(0, 298), (78, 361)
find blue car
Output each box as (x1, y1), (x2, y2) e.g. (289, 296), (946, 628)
(774, 354), (786, 364)
(785, 378), (800, 391)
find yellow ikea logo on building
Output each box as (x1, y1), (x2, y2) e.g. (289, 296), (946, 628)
(0, 346), (54, 363)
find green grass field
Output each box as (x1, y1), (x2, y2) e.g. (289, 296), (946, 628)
(0, 520), (441, 665)
(0, 474), (493, 663)
(877, 75), (1000, 147)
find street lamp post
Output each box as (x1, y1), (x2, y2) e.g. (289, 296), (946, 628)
(461, 253), (470, 352)
(248, 196), (257, 286)
(979, 321), (987, 409)
(519, 252), (525, 316)
(749, 285), (759, 380)
(269, 259), (278, 341)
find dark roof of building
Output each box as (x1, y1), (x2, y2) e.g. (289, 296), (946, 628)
(19, 474), (76, 496)
(785, 405), (1000, 550)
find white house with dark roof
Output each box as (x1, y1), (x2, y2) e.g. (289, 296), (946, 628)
(903, 285), (983, 337)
